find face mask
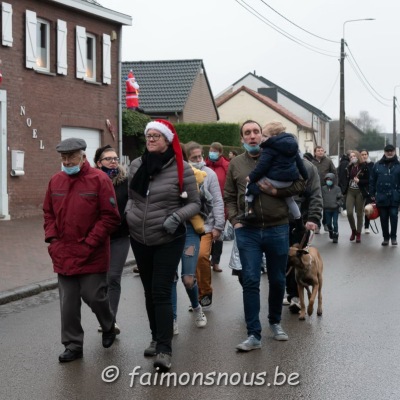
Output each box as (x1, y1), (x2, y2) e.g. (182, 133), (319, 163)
(208, 151), (219, 161)
(326, 180), (333, 186)
(189, 160), (205, 170)
(101, 166), (118, 179)
(351, 157), (358, 164)
(62, 164), (80, 175)
(243, 142), (260, 155)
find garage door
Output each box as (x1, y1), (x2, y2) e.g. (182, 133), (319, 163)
(61, 127), (100, 167)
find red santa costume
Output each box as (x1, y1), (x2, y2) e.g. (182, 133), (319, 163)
(126, 70), (139, 109)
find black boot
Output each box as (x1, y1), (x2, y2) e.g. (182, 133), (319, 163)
(332, 232), (338, 243)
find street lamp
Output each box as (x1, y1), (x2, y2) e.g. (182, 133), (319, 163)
(339, 18), (375, 157)
(393, 85), (400, 150)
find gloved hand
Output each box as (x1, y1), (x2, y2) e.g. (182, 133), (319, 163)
(163, 213), (181, 235)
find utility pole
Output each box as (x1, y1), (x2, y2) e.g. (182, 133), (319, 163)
(339, 38), (345, 157)
(339, 19), (375, 158)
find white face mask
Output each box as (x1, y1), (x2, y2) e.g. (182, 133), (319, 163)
(351, 157), (358, 164)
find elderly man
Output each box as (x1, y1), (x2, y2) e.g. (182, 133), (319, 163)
(43, 138), (121, 362)
(224, 120), (304, 351)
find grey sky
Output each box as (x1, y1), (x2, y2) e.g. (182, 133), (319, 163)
(99, 0), (399, 132)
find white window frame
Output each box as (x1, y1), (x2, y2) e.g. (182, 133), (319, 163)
(2, 2), (13, 47)
(76, 26), (97, 81)
(57, 19), (67, 75)
(86, 33), (96, 81)
(25, 11), (50, 71)
(36, 18), (50, 72)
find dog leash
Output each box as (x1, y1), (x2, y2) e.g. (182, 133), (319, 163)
(286, 229), (315, 277)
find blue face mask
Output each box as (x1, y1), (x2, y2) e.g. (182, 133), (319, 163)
(326, 180), (333, 186)
(62, 164), (81, 175)
(208, 151), (219, 161)
(243, 142), (260, 155)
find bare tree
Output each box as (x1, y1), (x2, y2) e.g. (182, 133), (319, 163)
(349, 110), (383, 133)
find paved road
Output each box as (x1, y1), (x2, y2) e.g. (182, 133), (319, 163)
(1, 218), (399, 400)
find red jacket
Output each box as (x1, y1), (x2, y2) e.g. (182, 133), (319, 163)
(205, 156), (230, 195)
(43, 161), (120, 275)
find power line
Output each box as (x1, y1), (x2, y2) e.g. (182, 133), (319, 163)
(346, 56), (391, 107)
(346, 43), (392, 102)
(320, 71), (340, 108)
(234, 0), (338, 58)
(258, 0), (340, 44)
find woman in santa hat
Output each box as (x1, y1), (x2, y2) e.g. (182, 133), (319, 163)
(126, 119), (200, 372)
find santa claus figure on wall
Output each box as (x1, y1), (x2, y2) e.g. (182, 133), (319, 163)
(126, 70), (139, 110)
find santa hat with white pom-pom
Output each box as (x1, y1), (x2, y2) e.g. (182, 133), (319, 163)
(144, 119), (187, 198)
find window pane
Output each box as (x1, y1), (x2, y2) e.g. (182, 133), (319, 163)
(36, 21), (48, 70)
(86, 35), (95, 79)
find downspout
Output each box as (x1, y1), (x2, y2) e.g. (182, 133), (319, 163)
(118, 26), (123, 159)
(175, 112), (180, 123)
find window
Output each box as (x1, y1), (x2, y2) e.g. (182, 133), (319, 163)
(76, 26), (97, 81)
(36, 19), (50, 71)
(86, 33), (96, 80)
(25, 11), (50, 72)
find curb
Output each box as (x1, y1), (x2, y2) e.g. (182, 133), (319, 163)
(0, 259), (136, 306)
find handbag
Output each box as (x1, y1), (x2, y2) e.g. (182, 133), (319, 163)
(364, 203), (379, 220)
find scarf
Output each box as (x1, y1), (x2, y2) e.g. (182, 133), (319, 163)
(130, 146), (175, 197)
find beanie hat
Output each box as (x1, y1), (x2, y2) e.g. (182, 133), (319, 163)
(144, 119), (187, 198)
(94, 144), (112, 164)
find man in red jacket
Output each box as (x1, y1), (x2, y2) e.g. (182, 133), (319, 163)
(205, 142), (230, 272)
(43, 138), (121, 363)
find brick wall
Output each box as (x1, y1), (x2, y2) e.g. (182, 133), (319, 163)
(2, 0), (122, 218)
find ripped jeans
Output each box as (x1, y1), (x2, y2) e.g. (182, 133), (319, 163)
(172, 223), (200, 320)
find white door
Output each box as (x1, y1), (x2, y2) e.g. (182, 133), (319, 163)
(61, 127), (100, 167)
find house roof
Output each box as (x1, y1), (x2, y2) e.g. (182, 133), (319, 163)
(217, 85), (315, 132)
(51, 0), (132, 25)
(232, 72), (331, 121)
(122, 59), (219, 117)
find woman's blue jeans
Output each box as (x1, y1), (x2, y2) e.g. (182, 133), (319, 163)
(235, 224), (289, 340)
(172, 224), (200, 320)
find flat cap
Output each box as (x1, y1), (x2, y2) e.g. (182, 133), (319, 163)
(56, 138), (87, 153)
(384, 144), (395, 152)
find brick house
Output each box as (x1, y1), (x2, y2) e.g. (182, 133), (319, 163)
(0, 0), (131, 219)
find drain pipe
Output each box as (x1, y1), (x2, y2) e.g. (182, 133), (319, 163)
(117, 26), (123, 159)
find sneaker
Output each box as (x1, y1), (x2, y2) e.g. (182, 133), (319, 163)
(173, 319), (179, 335)
(144, 340), (157, 357)
(324, 224), (329, 233)
(200, 294), (212, 311)
(193, 306), (207, 328)
(98, 322), (120, 335)
(392, 239), (398, 245)
(382, 240), (389, 246)
(364, 228), (370, 234)
(341, 209), (347, 217)
(236, 335), (261, 352)
(269, 323), (289, 341)
(282, 297), (290, 306)
(154, 353), (172, 372)
(188, 305), (193, 312)
(288, 297), (301, 314)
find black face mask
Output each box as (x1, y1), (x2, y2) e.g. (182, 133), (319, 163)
(101, 166), (118, 179)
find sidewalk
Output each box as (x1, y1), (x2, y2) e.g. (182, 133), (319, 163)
(0, 215), (135, 305)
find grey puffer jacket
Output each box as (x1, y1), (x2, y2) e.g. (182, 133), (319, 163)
(126, 156), (200, 246)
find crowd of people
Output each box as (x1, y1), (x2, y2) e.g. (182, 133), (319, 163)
(44, 119), (400, 371)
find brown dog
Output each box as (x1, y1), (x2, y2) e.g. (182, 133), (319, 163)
(288, 244), (323, 320)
